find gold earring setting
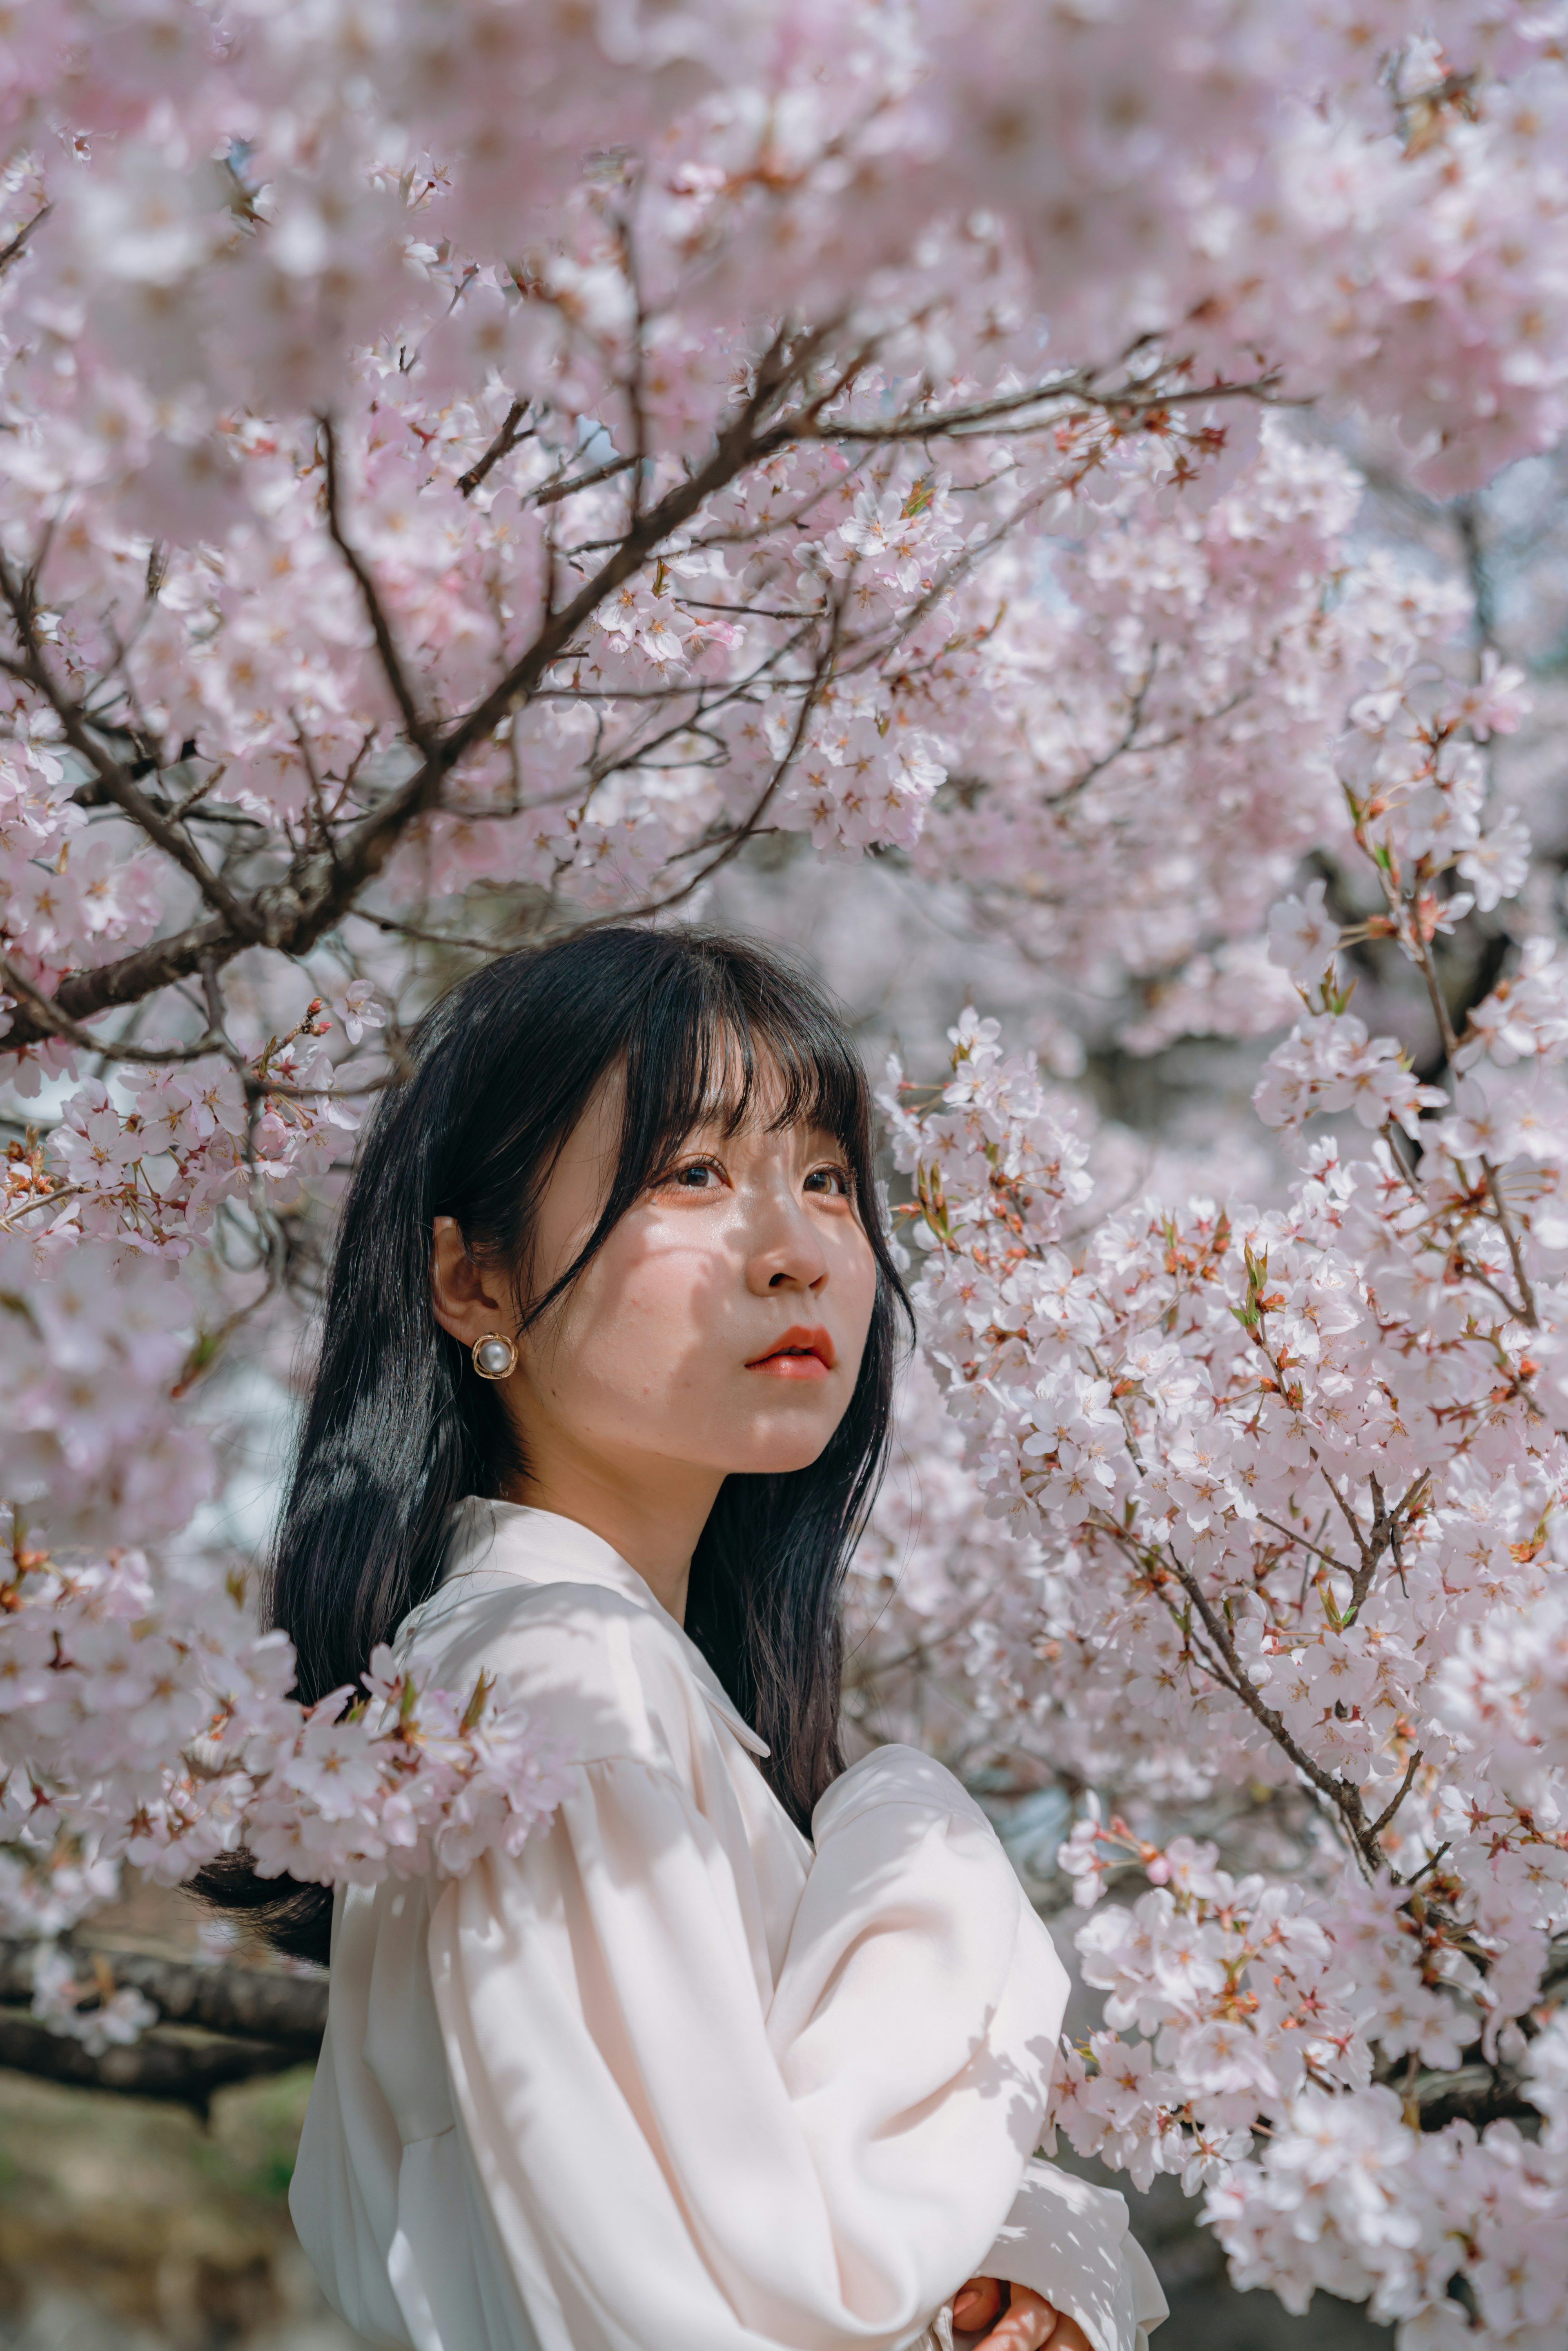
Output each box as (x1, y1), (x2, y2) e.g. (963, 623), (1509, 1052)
(471, 1331), (519, 1380)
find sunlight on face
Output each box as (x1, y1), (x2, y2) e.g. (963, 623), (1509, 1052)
(510, 1074), (879, 1491)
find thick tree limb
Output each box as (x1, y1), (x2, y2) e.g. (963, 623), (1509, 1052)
(0, 906), (239, 1053)
(0, 951), (225, 1065)
(1412, 2060), (1529, 2132)
(0, 2010), (309, 2113)
(0, 1939), (327, 2049)
(0, 1939), (326, 2113)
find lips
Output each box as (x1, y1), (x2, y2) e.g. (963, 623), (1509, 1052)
(746, 1324), (837, 1379)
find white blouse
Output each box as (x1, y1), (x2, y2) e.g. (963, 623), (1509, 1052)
(291, 1501), (1167, 2351)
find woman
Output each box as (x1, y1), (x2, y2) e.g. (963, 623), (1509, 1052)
(223, 927), (1165, 2351)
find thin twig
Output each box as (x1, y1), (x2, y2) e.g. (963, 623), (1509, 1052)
(1106, 1520), (1386, 1878)
(1408, 923), (1537, 1326)
(1254, 1511), (1356, 1579)
(457, 399), (533, 498)
(1396, 1839), (1451, 1891)
(1369, 1749), (1423, 1840)
(319, 417), (437, 758)
(0, 951), (221, 1066)
(0, 201), (50, 279)
(533, 451), (638, 510)
(0, 560), (264, 939)
(583, 589), (849, 927)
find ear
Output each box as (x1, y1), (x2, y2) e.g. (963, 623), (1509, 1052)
(430, 1214), (511, 1346)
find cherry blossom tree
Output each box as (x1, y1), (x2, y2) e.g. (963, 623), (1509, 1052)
(864, 564), (1568, 2322)
(6, 2), (1568, 2335)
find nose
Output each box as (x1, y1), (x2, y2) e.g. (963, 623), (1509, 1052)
(744, 1192), (829, 1296)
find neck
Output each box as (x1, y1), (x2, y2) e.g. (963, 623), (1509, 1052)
(502, 1453), (722, 1624)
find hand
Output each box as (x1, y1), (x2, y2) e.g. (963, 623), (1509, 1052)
(950, 2275), (1094, 2351)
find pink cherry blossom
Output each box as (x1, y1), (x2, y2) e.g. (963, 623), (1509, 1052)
(3, 8), (1568, 2333)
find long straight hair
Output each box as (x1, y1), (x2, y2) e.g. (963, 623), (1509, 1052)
(202, 926), (910, 1962)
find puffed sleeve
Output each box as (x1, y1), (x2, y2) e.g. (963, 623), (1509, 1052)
(786, 1750), (1165, 2351)
(428, 1737), (1081, 2351)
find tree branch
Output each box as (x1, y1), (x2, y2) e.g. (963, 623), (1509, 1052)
(0, 332), (1290, 1069)
(0, 2009), (307, 2112)
(1119, 1525), (1389, 1876)
(1407, 922), (1537, 1328)
(0, 1939), (327, 2050)
(0, 201), (50, 279)
(0, 559), (265, 941)
(533, 452), (637, 509)
(0, 951), (223, 1065)
(0, 348), (809, 1058)
(456, 398), (533, 498)
(1413, 2059), (1528, 2132)
(1368, 1748), (1423, 1839)
(319, 416), (439, 758)
(0, 1939), (326, 2115)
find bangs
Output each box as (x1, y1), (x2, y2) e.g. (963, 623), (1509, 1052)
(519, 932), (878, 1331)
(628, 963), (870, 1171)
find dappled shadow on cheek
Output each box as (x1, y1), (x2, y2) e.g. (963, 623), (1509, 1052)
(577, 1211), (741, 1411)
(571, 1210), (854, 1472)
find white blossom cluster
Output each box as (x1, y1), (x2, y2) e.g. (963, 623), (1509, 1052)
(1, 1535), (568, 2017)
(2, 2), (1565, 1054)
(1, 1179), (568, 1999)
(880, 642), (1568, 2337)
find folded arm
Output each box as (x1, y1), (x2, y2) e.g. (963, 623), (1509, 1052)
(430, 1739), (1158, 2351)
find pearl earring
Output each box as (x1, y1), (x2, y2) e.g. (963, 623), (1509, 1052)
(470, 1331), (518, 1380)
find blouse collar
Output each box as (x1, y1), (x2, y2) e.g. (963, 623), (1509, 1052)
(444, 1496), (770, 1758)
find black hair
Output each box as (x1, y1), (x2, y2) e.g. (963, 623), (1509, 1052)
(200, 925), (910, 1963)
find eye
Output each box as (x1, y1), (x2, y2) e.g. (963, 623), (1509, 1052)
(804, 1163), (852, 1199)
(662, 1155), (727, 1192)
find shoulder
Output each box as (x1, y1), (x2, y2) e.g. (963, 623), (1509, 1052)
(399, 1573), (708, 1774)
(812, 1742), (998, 1845)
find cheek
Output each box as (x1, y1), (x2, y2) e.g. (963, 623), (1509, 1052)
(834, 1228), (881, 1356)
(545, 1221), (735, 1404)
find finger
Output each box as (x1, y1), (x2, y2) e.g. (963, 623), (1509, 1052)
(980, 2313), (1056, 2351)
(953, 2276), (1004, 2331)
(975, 2285), (1060, 2351)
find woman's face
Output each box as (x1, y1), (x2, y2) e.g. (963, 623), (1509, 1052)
(431, 1072), (880, 1524)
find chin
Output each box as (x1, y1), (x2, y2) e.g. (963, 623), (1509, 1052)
(730, 1426), (837, 1477)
